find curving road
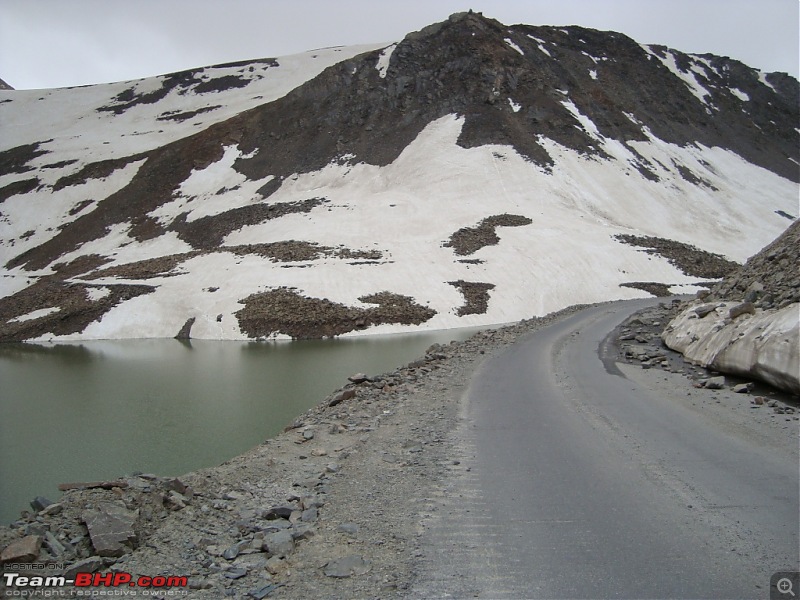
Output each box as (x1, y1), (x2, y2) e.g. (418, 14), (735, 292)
(412, 299), (799, 599)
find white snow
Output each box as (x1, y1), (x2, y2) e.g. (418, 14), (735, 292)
(528, 34), (552, 57)
(757, 71), (777, 91)
(589, 70), (598, 80)
(641, 45), (712, 105)
(504, 38), (525, 56)
(54, 112), (795, 341)
(730, 88), (750, 102)
(0, 43), (388, 166)
(376, 43), (397, 78)
(663, 301), (800, 393)
(8, 307), (60, 323)
(1, 44), (796, 342)
(85, 287), (112, 301)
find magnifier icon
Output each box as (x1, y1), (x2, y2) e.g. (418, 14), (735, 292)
(778, 578), (796, 597)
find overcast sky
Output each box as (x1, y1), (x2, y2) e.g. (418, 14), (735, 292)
(1, 0), (798, 90)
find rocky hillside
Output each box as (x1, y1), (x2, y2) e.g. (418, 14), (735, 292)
(0, 12), (797, 341)
(703, 220), (800, 309)
(662, 221), (799, 393)
(0, 78), (13, 91)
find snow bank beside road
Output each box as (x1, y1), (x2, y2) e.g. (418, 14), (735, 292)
(662, 300), (800, 394)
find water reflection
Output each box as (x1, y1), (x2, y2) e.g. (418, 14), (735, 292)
(0, 327), (483, 524)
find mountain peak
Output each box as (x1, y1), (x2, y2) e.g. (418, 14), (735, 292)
(0, 15), (796, 342)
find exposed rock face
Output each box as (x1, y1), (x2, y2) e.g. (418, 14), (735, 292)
(703, 220), (800, 310)
(662, 221), (799, 393)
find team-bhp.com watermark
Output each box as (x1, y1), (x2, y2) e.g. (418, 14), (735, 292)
(2, 564), (188, 597)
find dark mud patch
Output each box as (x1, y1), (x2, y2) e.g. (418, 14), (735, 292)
(444, 214), (532, 256)
(234, 288), (436, 339)
(614, 234), (739, 278)
(449, 280), (495, 315)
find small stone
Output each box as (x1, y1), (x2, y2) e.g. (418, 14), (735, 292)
(733, 383), (754, 394)
(328, 389), (356, 407)
(324, 555), (371, 578)
(302, 429), (315, 441)
(291, 524), (316, 540)
(82, 502), (138, 558)
(188, 577), (213, 590)
(694, 304), (718, 318)
(301, 507), (318, 523)
(337, 523), (359, 536)
(703, 376), (726, 390)
(263, 530), (295, 558)
(41, 503), (64, 516)
(0, 535), (42, 563)
(728, 302), (755, 320)
(222, 545), (241, 560)
(348, 373), (369, 384)
(266, 556), (287, 575)
(63, 556), (103, 579)
(224, 567), (248, 580)
(30, 496), (54, 512)
(248, 583), (279, 599)
(264, 506), (294, 520)
(325, 463), (340, 474)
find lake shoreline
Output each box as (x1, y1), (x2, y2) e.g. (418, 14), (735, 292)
(3, 298), (793, 598)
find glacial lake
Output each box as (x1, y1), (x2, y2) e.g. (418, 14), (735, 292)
(0, 327), (484, 525)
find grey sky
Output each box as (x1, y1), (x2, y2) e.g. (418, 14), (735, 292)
(1, 0), (798, 90)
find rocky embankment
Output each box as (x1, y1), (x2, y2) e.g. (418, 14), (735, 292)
(660, 221), (800, 394)
(0, 305), (588, 599)
(1, 297), (796, 598)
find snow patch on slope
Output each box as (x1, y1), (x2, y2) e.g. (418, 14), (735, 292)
(641, 45), (712, 106)
(45, 113), (796, 341)
(376, 43), (397, 78)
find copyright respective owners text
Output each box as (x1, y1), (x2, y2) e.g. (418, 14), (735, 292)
(772, 571), (800, 600)
(1, 563), (189, 597)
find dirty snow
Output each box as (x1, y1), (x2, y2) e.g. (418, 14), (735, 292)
(663, 301), (800, 393)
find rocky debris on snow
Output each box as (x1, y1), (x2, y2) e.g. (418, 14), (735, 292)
(619, 281), (674, 297)
(444, 214), (532, 256)
(234, 287), (436, 339)
(614, 234), (739, 279)
(448, 280), (496, 315)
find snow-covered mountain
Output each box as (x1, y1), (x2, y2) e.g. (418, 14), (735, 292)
(0, 12), (797, 341)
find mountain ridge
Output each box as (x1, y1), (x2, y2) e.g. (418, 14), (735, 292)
(0, 13), (797, 341)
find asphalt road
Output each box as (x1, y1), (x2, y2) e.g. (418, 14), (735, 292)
(412, 299), (799, 599)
